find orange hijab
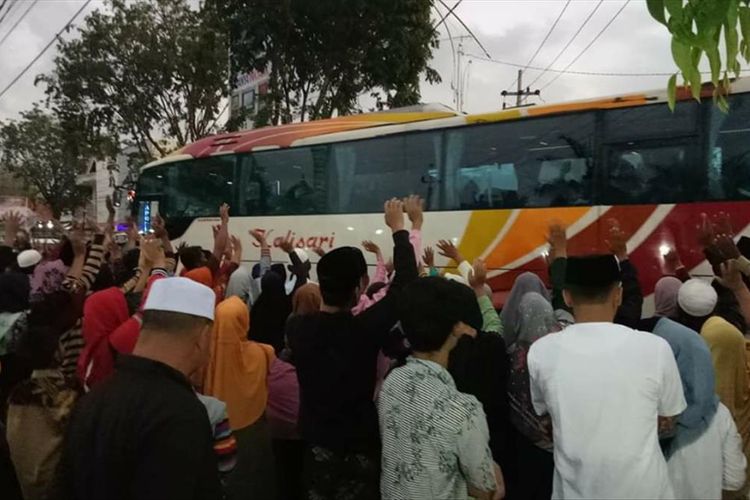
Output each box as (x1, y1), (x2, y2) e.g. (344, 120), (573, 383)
(185, 266), (214, 288)
(292, 283), (321, 316)
(203, 296), (275, 430)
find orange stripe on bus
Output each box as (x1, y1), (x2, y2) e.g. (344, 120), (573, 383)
(484, 207), (589, 268)
(457, 210), (513, 261)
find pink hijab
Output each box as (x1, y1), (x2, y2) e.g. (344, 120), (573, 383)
(655, 276), (683, 318)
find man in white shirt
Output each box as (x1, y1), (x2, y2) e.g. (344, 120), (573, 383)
(528, 255), (686, 499)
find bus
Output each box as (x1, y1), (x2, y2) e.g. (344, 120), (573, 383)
(134, 79), (750, 308)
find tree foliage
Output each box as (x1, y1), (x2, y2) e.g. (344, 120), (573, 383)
(0, 107), (90, 218)
(214, 0), (440, 126)
(647, 0), (750, 110)
(39, 0), (230, 162)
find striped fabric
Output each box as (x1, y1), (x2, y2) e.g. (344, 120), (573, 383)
(213, 418), (238, 474)
(58, 326), (84, 380)
(378, 357), (496, 500)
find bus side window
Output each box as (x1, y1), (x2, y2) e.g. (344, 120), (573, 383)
(707, 92), (750, 201)
(601, 101), (701, 205)
(445, 113), (594, 209)
(249, 148), (322, 215)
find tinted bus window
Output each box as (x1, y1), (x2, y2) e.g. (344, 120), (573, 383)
(601, 100), (702, 205)
(706, 92), (750, 200)
(328, 134), (435, 213)
(444, 113), (595, 209)
(137, 156), (235, 219)
(240, 147), (328, 215)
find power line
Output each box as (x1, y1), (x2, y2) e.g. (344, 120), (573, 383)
(541, 0), (632, 91)
(433, 0), (462, 31)
(465, 52), (750, 77)
(436, 0), (491, 58)
(0, 0), (92, 101)
(526, 0), (605, 89)
(506, 0), (571, 91)
(0, 0), (38, 49)
(0, 0), (18, 28)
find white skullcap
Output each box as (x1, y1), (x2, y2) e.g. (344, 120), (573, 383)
(678, 278), (718, 318)
(444, 273), (469, 287)
(17, 249), (42, 269)
(144, 277), (215, 321)
(293, 248), (310, 263)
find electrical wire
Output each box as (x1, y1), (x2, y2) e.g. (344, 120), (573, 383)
(0, 0), (38, 49)
(541, 0), (632, 91)
(526, 0), (605, 89)
(505, 0), (571, 91)
(0, 0), (18, 29)
(465, 52), (750, 77)
(433, 0), (462, 31)
(0, 0), (92, 101)
(436, 0), (491, 58)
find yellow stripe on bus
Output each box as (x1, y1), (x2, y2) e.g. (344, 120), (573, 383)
(457, 210), (513, 262)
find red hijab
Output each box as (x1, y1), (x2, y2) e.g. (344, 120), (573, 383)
(78, 287), (129, 389)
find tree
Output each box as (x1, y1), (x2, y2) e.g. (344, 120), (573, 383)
(0, 107), (90, 218)
(647, 0), (750, 110)
(39, 0), (230, 163)
(214, 0), (440, 126)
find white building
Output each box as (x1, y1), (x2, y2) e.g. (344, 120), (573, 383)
(229, 69), (270, 129)
(76, 147), (138, 224)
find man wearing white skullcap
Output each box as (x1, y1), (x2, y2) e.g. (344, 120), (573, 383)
(676, 277), (750, 495)
(64, 277), (222, 500)
(16, 249), (42, 274)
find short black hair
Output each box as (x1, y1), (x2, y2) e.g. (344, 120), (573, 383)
(141, 309), (212, 335)
(399, 277), (478, 353)
(179, 246), (205, 271)
(565, 282), (619, 304)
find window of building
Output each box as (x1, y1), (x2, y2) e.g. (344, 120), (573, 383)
(231, 95), (240, 110)
(242, 89), (255, 110)
(444, 113), (595, 209)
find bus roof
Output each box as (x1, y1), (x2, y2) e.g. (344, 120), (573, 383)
(143, 78), (750, 170)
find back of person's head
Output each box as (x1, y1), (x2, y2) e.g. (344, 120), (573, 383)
(21, 291), (76, 368)
(317, 247), (368, 308)
(91, 264), (115, 292)
(57, 236), (75, 267)
(292, 283), (321, 315)
(179, 245), (206, 271)
(141, 278), (215, 336)
(654, 276), (682, 318)
(563, 255), (622, 308)
(399, 277), (481, 353)
(270, 263), (287, 282)
(0, 245), (15, 272)
(677, 279), (718, 328)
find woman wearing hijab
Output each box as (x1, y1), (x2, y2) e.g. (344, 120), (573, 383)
(226, 266), (252, 305)
(77, 288), (130, 390)
(29, 259), (68, 303)
(506, 292), (560, 500)
(654, 276), (683, 319)
(204, 295), (276, 500)
(291, 283), (321, 317)
(248, 272), (292, 353)
(500, 272), (551, 347)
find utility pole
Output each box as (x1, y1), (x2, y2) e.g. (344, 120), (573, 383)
(501, 70), (540, 109)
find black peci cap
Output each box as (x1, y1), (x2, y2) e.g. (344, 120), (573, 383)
(564, 254), (621, 288)
(317, 246), (368, 293)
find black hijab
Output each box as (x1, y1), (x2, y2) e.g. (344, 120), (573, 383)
(248, 272), (292, 353)
(0, 272), (30, 313)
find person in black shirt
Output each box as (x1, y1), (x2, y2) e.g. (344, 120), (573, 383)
(286, 198), (419, 500)
(62, 277), (222, 500)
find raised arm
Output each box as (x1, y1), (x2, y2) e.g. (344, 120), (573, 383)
(469, 259), (501, 334)
(363, 240), (387, 284)
(405, 194), (424, 266)
(212, 203), (230, 260)
(607, 223), (643, 328)
(547, 222), (570, 313)
(719, 258), (750, 328)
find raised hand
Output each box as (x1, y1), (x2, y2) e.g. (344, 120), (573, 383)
(152, 214), (168, 240)
(436, 239), (463, 263)
(140, 236), (164, 267)
(230, 234), (242, 262)
(714, 234), (741, 261)
(219, 203), (230, 225)
(605, 220), (628, 261)
(69, 225), (88, 257)
(719, 259), (745, 291)
(697, 213), (715, 249)
(312, 247), (326, 257)
(384, 198), (405, 232)
(2, 210), (22, 246)
(468, 258), (487, 289)
(423, 246), (435, 268)
(547, 221), (567, 260)
(404, 194), (424, 230)
(362, 240), (381, 256)
(663, 248), (683, 274)
(279, 237), (295, 254)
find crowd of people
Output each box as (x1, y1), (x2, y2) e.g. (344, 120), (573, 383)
(0, 195), (749, 500)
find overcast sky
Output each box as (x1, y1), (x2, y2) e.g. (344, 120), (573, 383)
(0, 0), (725, 123)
